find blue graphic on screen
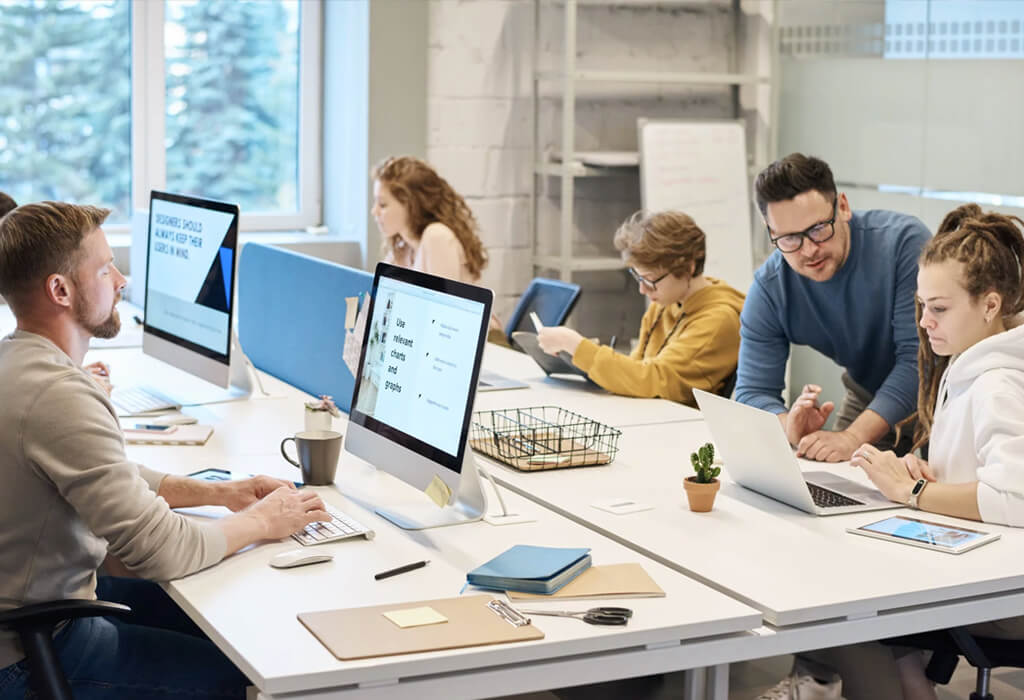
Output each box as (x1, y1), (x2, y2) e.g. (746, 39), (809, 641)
(863, 517), (984, 547)
(146, 199), (236, 355)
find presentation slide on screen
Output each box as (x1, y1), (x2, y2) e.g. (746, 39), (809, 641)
(354, 277), (484, 457)
(146, 200), (236, 355)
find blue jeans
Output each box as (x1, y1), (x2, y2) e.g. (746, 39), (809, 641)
(0, 577), (248, 699)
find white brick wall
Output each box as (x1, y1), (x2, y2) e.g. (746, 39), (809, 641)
(426, 0), (735, 339)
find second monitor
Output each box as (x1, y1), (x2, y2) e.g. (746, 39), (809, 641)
(346, 263), (493, 530)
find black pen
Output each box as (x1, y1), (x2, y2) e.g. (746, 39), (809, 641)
(374, 559), (429, 580)
(133, 315), (144, 326)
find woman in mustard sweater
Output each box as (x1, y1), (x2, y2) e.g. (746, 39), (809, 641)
(537, 210), (745, 406)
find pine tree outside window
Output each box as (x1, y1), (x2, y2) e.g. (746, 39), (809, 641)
(0, 0), (321, 232)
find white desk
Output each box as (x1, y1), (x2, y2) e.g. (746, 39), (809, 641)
(479, 344), (702, 428)
(110, 352), (761, 700)
(485, 420), (1024, 658)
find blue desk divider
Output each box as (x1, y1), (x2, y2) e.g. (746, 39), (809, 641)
(238, 243), (372, 413)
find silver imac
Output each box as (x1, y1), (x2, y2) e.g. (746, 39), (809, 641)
(112, 191), (244, 415)
(346, 263), (493, 530)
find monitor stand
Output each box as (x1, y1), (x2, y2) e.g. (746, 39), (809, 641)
(375, 451), (489, 530)
(164, 332), (266, 407)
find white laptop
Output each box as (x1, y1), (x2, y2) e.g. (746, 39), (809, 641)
(694, 389), (902, 516)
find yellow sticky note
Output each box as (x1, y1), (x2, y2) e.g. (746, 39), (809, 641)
(383, 606), (448, 628)
(344, 296), (358, 330)
(424, 475), (452, 508)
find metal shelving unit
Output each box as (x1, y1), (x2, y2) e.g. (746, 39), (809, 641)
(530, 0), (779, 280)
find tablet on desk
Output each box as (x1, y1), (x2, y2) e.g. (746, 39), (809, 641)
(848, 515), (1000, 554)
(510, 331), (591, 381)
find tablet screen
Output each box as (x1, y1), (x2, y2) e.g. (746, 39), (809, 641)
(860, 516), (988, 548)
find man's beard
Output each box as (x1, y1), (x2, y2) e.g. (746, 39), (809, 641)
(73, 295), (121, 339)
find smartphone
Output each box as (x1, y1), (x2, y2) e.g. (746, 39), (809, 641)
(188, 468), (302, 488)
(188, 468), (233, 482)
(124, 423), (178, 434)
(847, 515), (1001, 554)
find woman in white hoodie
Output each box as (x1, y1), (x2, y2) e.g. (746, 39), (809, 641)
(851, 203), (1024, 699)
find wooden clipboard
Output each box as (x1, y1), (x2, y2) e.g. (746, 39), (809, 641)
(507, 563), (665, 600)
(297, 595), (544, 660)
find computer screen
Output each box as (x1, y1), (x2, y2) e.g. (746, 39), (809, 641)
(142, 191), (239, 388)
(349, 263), (491, 476)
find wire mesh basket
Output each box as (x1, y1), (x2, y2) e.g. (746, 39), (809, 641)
(469, 406), (621, 471)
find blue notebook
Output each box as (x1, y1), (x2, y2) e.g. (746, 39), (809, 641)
(467, 545), (592, 595)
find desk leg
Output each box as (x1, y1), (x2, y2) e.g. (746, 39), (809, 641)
(683, 667), (705, 700)
(705, 663), (729, 700)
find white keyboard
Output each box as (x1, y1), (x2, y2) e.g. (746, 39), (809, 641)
(291, 504), (375, 546)
(112, 386), (180, 416)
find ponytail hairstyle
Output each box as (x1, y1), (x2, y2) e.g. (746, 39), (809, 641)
(372, 156), (488, 279)
(896, 203), (1024, 450)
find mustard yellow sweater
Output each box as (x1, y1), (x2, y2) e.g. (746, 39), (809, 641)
(572, 278), (745, 406)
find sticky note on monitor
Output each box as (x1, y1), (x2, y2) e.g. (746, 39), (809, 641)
(424, 475), (452, 508)
(382, 606), (448, 629)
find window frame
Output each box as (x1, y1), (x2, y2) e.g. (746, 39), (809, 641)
(124, 0), (321, 234)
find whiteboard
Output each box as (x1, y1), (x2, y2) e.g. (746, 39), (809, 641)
(638, 120), (754, 292)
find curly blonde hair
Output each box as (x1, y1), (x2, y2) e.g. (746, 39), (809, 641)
(372, 156), (488, 279)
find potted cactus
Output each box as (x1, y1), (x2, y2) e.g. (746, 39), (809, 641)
(684, 442), (721, 512)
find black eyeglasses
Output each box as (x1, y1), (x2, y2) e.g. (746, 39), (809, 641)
(628, 267), (671, 291)
(768, 199), (838, 253)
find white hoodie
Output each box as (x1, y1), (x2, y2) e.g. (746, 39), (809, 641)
(929, 316), (1024, 526)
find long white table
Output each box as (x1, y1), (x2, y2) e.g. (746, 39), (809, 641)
(485, 420), (1024, 660)
(97, 342), (1024, 699)
(107, 350), (762, 700)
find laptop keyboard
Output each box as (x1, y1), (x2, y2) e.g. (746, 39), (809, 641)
(112, 386), (180, 415)
(807, 483), (864, 508)
(291, 504), (375, 546)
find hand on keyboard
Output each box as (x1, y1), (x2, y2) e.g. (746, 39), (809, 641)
(219, 475), (300, 512)
(246, 487), (330, 541)
(292, 504), (375, 546)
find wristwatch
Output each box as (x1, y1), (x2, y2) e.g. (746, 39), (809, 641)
(908, 478), (929, 509)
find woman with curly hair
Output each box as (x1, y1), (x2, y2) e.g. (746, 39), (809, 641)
(371, 156), (488, 285)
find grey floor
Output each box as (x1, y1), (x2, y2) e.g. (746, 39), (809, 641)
(495, 654), (1024, 699)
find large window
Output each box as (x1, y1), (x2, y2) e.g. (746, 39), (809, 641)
(0, 0), (321, 231)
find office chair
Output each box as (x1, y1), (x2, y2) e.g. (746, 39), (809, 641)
(885, 627), (1024, 700)
(0, 599), (131, 700)
(504, 278), (582, 349)
(719, 369), (738, 398)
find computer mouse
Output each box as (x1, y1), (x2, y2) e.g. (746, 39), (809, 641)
(150, 413), (198, 426)
(269, 549), (334, 569)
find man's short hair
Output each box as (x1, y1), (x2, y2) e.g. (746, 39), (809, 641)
(0, 201), (110, 314)
(754, 153), (837, 217)
(0, 192), (16, 219)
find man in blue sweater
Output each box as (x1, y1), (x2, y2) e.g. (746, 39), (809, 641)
(735, 154), (930, 463)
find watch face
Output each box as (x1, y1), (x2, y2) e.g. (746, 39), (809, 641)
(911, 479), (927, 495)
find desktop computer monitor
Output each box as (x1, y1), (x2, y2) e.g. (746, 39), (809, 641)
(108, 191), (242, 415)
(346, 263), (493, 530)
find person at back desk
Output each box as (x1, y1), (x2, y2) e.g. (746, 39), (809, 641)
(735, 153), (931, 462)
(536, 210), (745, 406)
(371, 155), (503, 335)
(0, 202), (330, 699)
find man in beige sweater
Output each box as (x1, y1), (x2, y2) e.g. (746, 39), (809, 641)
(0, 202), (330, 698)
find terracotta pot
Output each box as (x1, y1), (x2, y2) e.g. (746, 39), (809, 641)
(683, 477), (720, 512)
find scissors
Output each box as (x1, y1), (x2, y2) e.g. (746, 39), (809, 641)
(514, 606), (632, 626)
